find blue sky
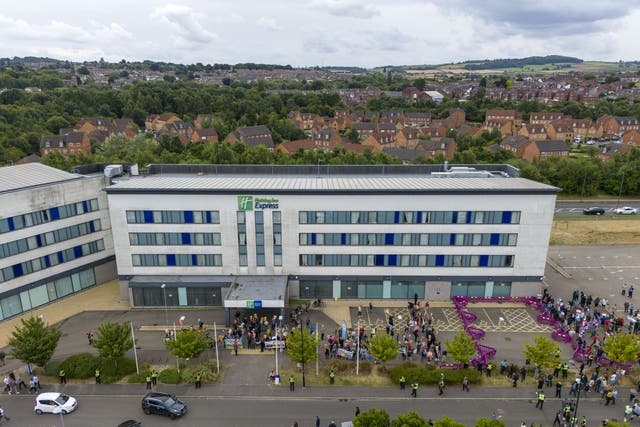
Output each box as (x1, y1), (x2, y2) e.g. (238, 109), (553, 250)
(1, 0), (639, 67)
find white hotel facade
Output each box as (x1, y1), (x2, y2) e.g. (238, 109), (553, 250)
(104, 164), (559, 312)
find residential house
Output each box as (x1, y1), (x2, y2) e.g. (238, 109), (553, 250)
(420, 126), (447, 140)
(380, 110), (404, 125)
(74, 117), (112, 133)
(404, 112), (431, 127)
(161, 120), (194, 145)
(274, 138), (316, 155)
(597, 115), (640, 137)
(310, 128), (343, 151)
(598, 143), (632, 162)
(377, 122), (397, 139)
(395, 128), (422, 148)
(381, 147), (424, 164)
(447, 109), (466, 128)
(567, 119), (595, 139)
(353, 122), (377, 140)
(545, 120), (574, 142)
(224, 125), (274, 150)
(191, 128), (219, 143)
(145, 113), (181, 132)
(415, 137), (456, 159)
(622, 130), (640, 146)
(497, 135), (531, 157)
(523, 140), (570, 163)
(40, 132), (91, 157)
(482, 119), (515, 136)
(287, 111), (322, 131)
(111, 119), (139, 138)
(485, 109), (522, 122)
(529, 112), (564, 124)
(402, 87), (430, 102)
(425, 91), (444, 103)
(194, 114), (221, 128)
(361, 132), (395, 151)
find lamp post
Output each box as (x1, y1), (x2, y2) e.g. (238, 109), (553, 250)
(300, 319), (306, 388)
(570, 379), (584, 427)
(161, 284), (168, 327)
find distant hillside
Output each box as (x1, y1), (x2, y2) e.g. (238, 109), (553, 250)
(462, 55), (582, 70)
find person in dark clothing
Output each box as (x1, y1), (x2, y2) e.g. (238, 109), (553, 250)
(316, 416), (321, 427)
(355, 407), (360, 417)
(555, 381), (562, 398)
(512, 373), (519, 387)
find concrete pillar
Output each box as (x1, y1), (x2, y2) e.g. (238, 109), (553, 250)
(332, 280), (341, 299)
(383, 280), (391, 299)
(484, 281), (494, 297)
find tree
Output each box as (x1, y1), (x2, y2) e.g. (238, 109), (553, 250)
(8, 316), (61, 367)
(391, 411), (429, 427)
(92, 322), (133, 370)
(523, 336), (559, 370)
(354, 408), (391, 427)
(165, 330), (208, 362)
(445, 331), (476, 366)
(475, 418), (506, 427)
(602, 333), (640, 364)
(434, 416), (465, 427)
(286, 326), (318, 366)
(367, 333), (399, 366)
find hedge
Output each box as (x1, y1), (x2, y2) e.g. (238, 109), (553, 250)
(389, 362), (481, 385)
(45, 355), (136, 383)
(325, 359), (371, 375)
(159, 368), (181, 384)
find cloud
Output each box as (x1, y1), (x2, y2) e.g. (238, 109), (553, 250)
(257, 17), (282, 31)
(0, 15), (92, 43)
(311, 0), (380, 19)
(150, 3), (219, 46)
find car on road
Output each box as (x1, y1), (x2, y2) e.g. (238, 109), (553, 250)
(117, 421), (142, 427)
(583, 206), (605, 215)
(34, 392), (78, 415)
(614, 206), (638, 215)
(141, 392), (187, 419)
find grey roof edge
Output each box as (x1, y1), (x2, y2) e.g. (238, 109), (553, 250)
(105, 188), (561, 195)
(0, 176), (84, 196)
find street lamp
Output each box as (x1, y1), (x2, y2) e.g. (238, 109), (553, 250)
(161, 284), (168, 327)
(570, 378), (584, 427)
(300, 319), (306, 388)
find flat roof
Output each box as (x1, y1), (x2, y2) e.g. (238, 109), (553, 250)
(0, 163), (81, 194)
(105, 174), (559, 195)
(225, 276), (287, 308)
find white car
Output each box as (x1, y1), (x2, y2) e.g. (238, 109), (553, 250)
(34, 392), (78, 415)
(614, 206), (638, 215)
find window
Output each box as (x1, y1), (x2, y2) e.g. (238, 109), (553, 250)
(0, 199), (99, 235)
(126, 210), (220, 224)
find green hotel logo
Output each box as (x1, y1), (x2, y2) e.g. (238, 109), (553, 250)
(238, 195), (280, 210)
(237, 196), (254, 211)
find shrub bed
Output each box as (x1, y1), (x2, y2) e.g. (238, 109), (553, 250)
(159, 368), (181, 384)
(389, 362), (481, 385)
(45, 355), (136, 383)
(181, 363), (218, 384)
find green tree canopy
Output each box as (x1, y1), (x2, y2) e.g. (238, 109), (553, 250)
(602, 333), (640, 364)
(445, 331), (476, 365)
(354, 408), (391, 427)
(8, 316), (61, 366)
(391, 411), (429, 427)
(434, 416), (466, 427)
(165, 330), (209, 361)
(523, 336), (559, 369)
(286, 326), (318, 365)
(92, 321), (133, 369)
(367, 333), (399, 365)
(475, 418), (506, 427)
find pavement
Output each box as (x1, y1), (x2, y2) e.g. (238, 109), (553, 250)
(1, 244), (639, 401)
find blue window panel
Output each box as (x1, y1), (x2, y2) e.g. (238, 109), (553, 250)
(450, 234), (456, 245)
(311, 234), (316, 245)
(89, 221), (95, 232)
(385, 233), (394, 245)
(206, 211), (212, 223)
(375, 255), (384, 266)
(479, 255), (488, 267)
(466, 212), (472, 224)
(502, 211), (512, 224)
(57, 252), (64, 264)
(36, 235), (43, 247)
(435, 255), (445, 266)
(192, 255), (197, 265)
(341, 233), (347, 245)
(416, 211), (422, 223)
(8, 218), (14, 231)
(388, 254), (397, 266)
(181, 233), (191, 244)
(12, 264), (23, 278)
(184, 211), (194, 223)
(394, 211), (400, 224)
(73, 245), (82, 258)
(490, 234), (500, 245)
(452, 212), (458, 223)
(50, 208), (60, 220)
(143, 211), (153, 223)
(44, 256), (51, 268)
(167, 254), (176, 266)
(82, 201), (88, 212)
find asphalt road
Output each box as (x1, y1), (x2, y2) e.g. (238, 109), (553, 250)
(555, 200), (639, 216)
(0, 392), (626, 427)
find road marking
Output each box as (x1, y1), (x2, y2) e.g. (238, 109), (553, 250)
(482, 308), (496, 327)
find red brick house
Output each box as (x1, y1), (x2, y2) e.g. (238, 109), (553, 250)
(191, 128), (219, 143)
(415, 137), (456, 159)
(40, 132), (91, 157)
(225, 125), (274, 150)
(145, 113), (181, 132)
(529, 112), (563, 124)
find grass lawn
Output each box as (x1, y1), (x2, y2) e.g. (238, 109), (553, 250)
(551, 219), (640, 245)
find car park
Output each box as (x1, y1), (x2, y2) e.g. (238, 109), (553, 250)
(583, 207), (605, 215)
(34, 392), (78, 415)
(141, 392), (187, 419)
(614, 206), (638, 215)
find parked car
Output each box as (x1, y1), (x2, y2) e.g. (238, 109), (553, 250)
(614, 206), (638, 215)
(141, 392), (187, 419)
(583, 207), (605, 215)
(34, 392), (78, 415)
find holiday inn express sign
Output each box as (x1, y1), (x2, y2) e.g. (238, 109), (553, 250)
(237, 196), (280, 211)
